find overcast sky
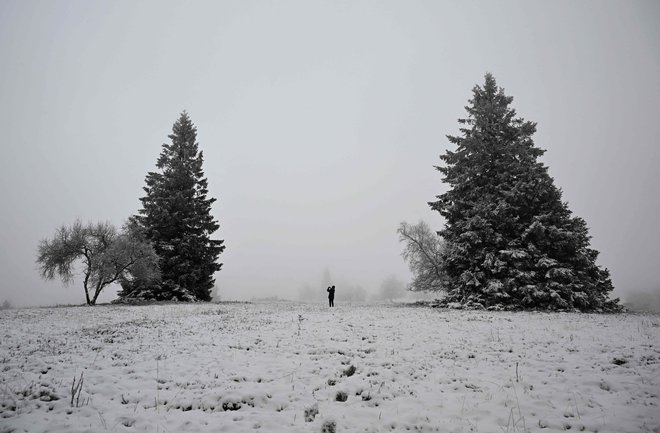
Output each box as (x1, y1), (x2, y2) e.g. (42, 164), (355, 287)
(1, 0), (658, 306)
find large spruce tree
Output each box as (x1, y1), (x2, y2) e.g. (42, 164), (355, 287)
(127, 112), (224, 301)
(430, 74), (619, 312)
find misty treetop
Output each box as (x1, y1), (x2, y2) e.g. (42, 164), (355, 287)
(430, 74), (619, 312)
(120, 112), (225, 302)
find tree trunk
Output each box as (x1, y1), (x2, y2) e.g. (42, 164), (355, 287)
(82, 252), (93, 305)
(83, 275), (92, 305)
(91, 282), (104, 305)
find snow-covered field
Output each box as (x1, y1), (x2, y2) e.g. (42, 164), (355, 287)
(1, 302), (658, 433)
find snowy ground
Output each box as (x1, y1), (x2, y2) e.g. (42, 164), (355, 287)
(1, 302), (658, 433)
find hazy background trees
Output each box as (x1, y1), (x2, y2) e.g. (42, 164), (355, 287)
(298, 283), (318, 302)
(36, 220), (159, 305)
(374, 275), (406, 302)
(338, 284), (367, 303)
(295, 268), (418, 304)
(623, 289), (660, 313)
(297, 269), (368, 303)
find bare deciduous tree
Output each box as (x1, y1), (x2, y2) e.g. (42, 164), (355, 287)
(397, 221), (445, 292)
(37, 220), (160, 305)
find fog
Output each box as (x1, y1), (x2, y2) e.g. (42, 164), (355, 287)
(1, 1), (658, 307)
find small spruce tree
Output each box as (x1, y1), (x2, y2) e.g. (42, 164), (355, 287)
(125, 112), (224, 301)
(430, 74), (619, 312)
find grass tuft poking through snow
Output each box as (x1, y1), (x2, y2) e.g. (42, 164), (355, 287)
(321, 419), (337, 433)
(342, 365), (357, 377)
(304, 403), (319, 422)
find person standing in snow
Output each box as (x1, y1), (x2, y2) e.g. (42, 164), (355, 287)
(327, 285), (335, 307)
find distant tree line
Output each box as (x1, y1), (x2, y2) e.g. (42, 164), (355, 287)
(623, 289), (660, 313)
(297, 269), (370, 303)
(399, 74), (620, 312)
(37, 112), (224, 305)
(297, 270), (407, 303)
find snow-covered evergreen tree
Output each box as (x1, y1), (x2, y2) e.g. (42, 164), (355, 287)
(121, 112), (224, 302)
(430, 74), (619, 312)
